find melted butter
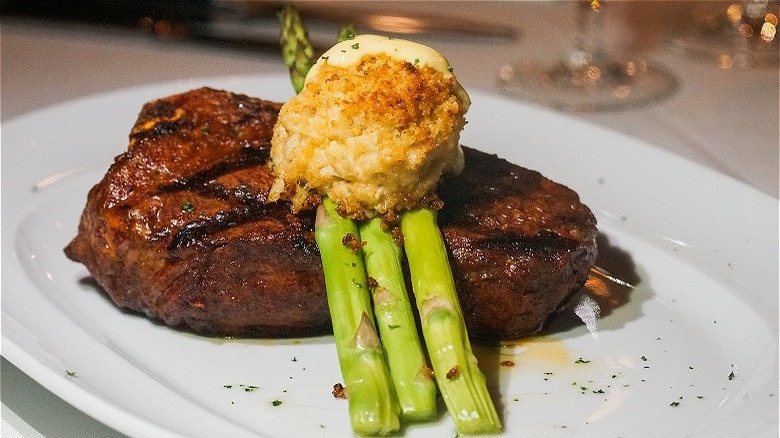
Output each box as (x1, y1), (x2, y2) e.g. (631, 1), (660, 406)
(305, 34), (470, 107)
(472, 335), (572, 385)
(307, 34), (452, 80)
(502, 336), (572, 367)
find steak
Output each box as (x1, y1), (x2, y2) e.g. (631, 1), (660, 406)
(64, 87), (597, 340)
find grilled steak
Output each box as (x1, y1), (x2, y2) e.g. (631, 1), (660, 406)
(64, 87), (597, 340)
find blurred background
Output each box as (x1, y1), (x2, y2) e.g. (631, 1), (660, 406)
(1, 1), (778, 437)
(3, 0), (776, 194)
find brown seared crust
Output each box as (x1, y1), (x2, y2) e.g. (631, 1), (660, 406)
(65, 87), (597, 340)
(439, 148), (598, 339)
(65, 87), (328, 337)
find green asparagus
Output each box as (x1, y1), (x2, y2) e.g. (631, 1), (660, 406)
(315, 199), (401, 435)
(360, 218), (437, 421)
(401, 208), (502, 435)
(337, 24), (358, 43)
(278, 5), (315, 94)
(277, 6), (500, 434)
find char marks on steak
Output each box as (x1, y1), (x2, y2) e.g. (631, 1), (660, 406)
(65, 87), (597, 340)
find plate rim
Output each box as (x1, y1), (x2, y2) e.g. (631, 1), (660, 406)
(2, 73), (777, 438)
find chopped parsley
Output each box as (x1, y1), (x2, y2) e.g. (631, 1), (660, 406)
(181, 201), (195, 213)
(351, 43), (360, 50)
(574, 357), (591, 364)
(272, 399), (283, 406)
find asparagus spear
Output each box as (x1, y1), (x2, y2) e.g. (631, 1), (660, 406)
(360, 218), (437, 421)
(280, 9), (403, 434)
(278, 6), (497, 433)
(401, 208), (502, 435)
(278, 5), (315, 94)
(315, 199), (401, 435)
(337, 23), (358, 43)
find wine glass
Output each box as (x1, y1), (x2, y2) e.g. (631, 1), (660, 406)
(671, 0), (779, 69)
(498, 0), (678, 112)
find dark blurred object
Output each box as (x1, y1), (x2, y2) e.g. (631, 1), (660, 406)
(0, 0), (211, 30)
(0, 0), (288, 52)
(0, 0), (291, 52)
(0, 0), (517, 54)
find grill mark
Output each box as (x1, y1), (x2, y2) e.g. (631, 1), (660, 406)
(160, 145), (271, 193)
(150, 144), (282, 251)
(168, 202), (274, 252)
(166, 201), (316, 254)
(130, 118), (194, 142)
(473, 231), (578, 255)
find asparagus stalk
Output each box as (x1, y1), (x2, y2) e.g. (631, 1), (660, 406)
(279, 7), (497, 432)
(337, 23), (358, 43)
(278, 5), (315, 94)
(280, 9), (403, 434)
(359, 218), (437, 421)
(315, 199), (401, 435)
(400, 208), (502, 435)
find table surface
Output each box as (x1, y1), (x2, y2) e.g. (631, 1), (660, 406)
(1, 2), (778, 437)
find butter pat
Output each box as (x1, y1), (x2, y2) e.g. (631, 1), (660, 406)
(305, 34), (470, 107)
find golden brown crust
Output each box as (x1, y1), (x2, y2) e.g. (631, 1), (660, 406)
(269, 54), (467, 219)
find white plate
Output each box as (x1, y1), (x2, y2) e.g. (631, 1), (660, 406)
(2, 74), (777, 438)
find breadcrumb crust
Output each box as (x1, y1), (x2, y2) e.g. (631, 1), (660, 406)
(269, 54), (468, 219)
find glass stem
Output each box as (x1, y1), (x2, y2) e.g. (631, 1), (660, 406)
(571, 0), (605, 68)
